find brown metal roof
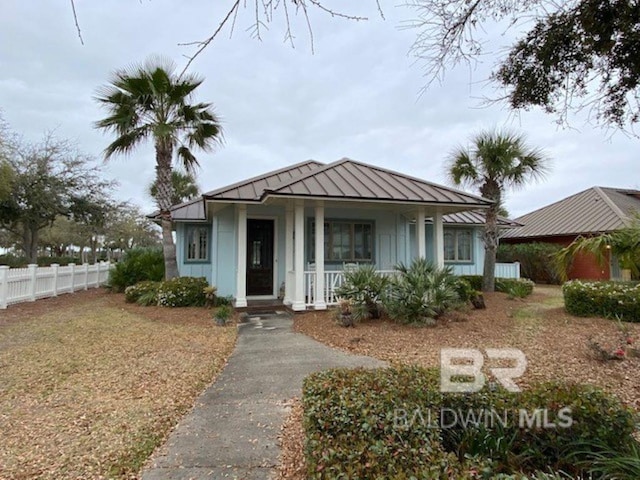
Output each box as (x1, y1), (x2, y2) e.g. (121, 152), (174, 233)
(502, 186), (640, 239)
(203, 160), (323, 201)
(263, 158), (492, 207)
(442, 210), (521, 227)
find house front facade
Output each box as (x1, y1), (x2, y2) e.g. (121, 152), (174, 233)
(170, 158), (520, 310)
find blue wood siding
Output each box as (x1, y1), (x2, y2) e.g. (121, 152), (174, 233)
(175, 205), (493, 297)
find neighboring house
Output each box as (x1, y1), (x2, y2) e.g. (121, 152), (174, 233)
(168, 158), (520, 310)
(502, 187), (640, 280)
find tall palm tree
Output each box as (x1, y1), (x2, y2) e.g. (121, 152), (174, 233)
(149, 170), (200, 206)
(447, 131), (548, 292)
(95, 56), (222, 279)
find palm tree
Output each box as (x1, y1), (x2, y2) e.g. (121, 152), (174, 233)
(447, 130), (548, 292)
(95, 56), (222, 279)
(149, 170), (200, 206)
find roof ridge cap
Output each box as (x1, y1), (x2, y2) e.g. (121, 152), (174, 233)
(266, 157), (492, 205)
(262, 159), (347, 195)
(202, 160), (323, 198)
(593, 186), (629, 224)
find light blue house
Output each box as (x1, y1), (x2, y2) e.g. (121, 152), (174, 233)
(170, 158), (520, 310)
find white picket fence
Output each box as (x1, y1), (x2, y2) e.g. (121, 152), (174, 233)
(0, 262), (112, 309)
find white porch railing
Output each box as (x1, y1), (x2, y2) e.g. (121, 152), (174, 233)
(304, 270), (398, 307)
(0, 262), (112, 309)
(302, 263), (520, 307)
(450, 262), (520, 279)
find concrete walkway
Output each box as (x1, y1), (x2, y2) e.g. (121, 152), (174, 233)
(142, 312), (385, 480)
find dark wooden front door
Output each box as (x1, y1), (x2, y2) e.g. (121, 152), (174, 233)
(246, 219), (274, 296)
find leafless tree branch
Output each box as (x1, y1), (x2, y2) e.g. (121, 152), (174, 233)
(70, 0), (84, 45)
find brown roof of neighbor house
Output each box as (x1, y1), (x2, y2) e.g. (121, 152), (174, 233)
(259, 158), (492, 206)
(502, 186), (640, 239)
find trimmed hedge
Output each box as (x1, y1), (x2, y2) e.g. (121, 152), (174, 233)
(563, 280), (640, 322)
(157, 277), (207, 307)
(303, 367), (638, 479)
(459, 275), (535, 296)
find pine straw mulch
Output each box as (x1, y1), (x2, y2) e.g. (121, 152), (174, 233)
(276, 286), (640, 479)
(0, 289), (237, 480)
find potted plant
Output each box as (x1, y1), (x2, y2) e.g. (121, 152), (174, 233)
(214, 304), (232, 326)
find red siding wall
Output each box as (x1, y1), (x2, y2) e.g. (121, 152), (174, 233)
(503, 235), (610, 280)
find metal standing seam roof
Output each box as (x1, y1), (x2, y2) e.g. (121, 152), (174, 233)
(165, 158), (499, 221)
(203, 160), (323, 201)
(441, 210), (522, 228)
(502, 186), (640, 239)
(260, 158), (493, 206)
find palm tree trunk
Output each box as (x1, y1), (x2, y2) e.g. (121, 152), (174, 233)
(155, 141), (179, 280)
(482, 205), (499, 292)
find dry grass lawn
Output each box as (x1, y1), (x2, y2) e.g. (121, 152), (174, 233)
(0, 289), (237, 479)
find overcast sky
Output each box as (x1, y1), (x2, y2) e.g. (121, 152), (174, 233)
(1, 1), (637, 218)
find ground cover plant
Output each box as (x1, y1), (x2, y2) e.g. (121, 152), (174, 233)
(0, 289), (236, 479)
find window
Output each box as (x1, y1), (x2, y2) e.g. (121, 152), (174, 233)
(444, 228), (472, 262)
(186, 225), (209, 261)
(310, 221), (373, 262)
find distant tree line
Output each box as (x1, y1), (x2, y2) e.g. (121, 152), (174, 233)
(0, 116), (161, 265)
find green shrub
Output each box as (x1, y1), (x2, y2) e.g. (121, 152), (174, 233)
(459, 275), (535, 297)
(454, 278), (478, 303)
(303, 367), (491, 479)
(563, 280), (640, 322)
(303, 367), (639, 480)
(383, 259), (460, 324)
(497, 243), (563, 284)
(214, 295), (233, 306)
(124, 281), (160, 304)
(441, 382), (638, 474)
(157, 277), (208, 307)
(108, 248), (165, 292)
(334, 265), (389, 320)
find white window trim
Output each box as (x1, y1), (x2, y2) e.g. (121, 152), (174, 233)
(185, 224), (210, 262)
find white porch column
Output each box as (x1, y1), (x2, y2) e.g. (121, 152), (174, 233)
(314, 202), (326, 310)
(235, 204), (248, 308)
(283, 205), (294, 305)
(433, 210), (445, 268)
(417, 207), (427, 259)
(292, 200), (306, 311)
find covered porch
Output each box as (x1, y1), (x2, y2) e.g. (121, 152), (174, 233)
(235, 198), (455, 311)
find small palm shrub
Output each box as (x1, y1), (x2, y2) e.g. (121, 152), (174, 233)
(334, 265), (389, 321)
(124, 281), (160, 305)
(157, 277), (208, 307)
(383, 258), (460, 325)
(108, 248), (165, 292)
